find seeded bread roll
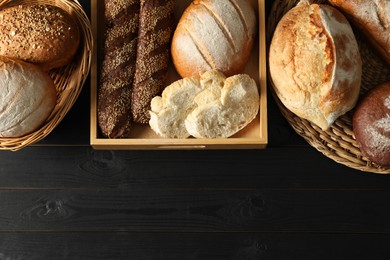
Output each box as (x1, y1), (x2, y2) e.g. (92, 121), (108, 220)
(353, 82), (390, 168)
(269, 0), (361, 130)
(0, 4), (80, 71)
(328, 0), (390, 64)
(131, 0), (175, 124)
(98, 0), (140, 138)
(171, 0), (257, 78)
(0, 56), (56, 137)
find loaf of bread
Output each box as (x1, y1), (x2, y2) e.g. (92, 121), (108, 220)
(353, 82), (390, 168)
(0, 56), (56, 137)
(328, 0), (390, 64)
(171, 0), (257, 78)
(269, 0), (361, 130)
(149, 70), (259, 139)
(98, 0), (140, 138)
(0, 4), (80, 71)
(131, 0), (175, 124)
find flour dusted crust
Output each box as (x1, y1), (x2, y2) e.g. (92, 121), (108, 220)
(0, 57), (57, 137)
(353, 82), (390, 168)
(269, 0), (361, 130)
(328, 0), (390, 64)
(0, 4), (80, 71)
(171, 0), (257, 78)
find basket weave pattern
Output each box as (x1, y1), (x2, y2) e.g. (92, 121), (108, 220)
(0, 0), (93, 151)
(267, 0), (390, 174)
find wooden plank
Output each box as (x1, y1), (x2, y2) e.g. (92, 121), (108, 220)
(0, 146), (387, 189)
(0, 189), (389, 232)
(0, 232), (389, 259)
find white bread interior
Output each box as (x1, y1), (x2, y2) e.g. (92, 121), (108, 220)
(149, 70), (259, 139)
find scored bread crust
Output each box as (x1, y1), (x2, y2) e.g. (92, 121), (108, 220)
(98, 0), (140, 138)
(327, 0), (390, 64)
(171, 0), (257, 78)
(131, 0), (175, 124)
(0, 57), (57, 137)
(0, 4), (80, 71)
(269, 1), (361, 130)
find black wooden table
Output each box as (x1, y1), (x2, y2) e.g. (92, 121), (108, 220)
(1, 0), (390, 259)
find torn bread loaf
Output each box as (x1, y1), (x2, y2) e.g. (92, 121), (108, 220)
(149, 70), (259, 138)
(269, 0), (361, 130)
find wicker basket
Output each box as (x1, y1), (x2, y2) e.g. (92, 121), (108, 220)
(0, 0), (93, 151)
(267, 0), (390, 174)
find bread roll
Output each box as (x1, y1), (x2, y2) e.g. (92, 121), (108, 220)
(269, 0), (361, 130)
(353, 82), (390, 168)
(149, 70), (259, 139)
(0, 4), (80, 71)
(328, 0), (390, 64)
(131, 0), (175, 124)
(98, 0), (140, 138)
(171, 0), (256, 78)
(185, 72), (259, 138)
(0, 57), (56, 137)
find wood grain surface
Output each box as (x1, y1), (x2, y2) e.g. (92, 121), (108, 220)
(0, 0), (389, 259)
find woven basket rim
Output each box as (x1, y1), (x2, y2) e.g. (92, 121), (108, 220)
(0, 0), (93, 151)
(267, 0), (390, 174)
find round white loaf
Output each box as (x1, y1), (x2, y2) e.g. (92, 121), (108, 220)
(0, 57), (57, 137)
(269, 0), (361, 130)
(171, 0), (256, 78)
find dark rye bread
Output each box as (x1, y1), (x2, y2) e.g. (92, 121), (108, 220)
(353, 82), (390, 168)
(98, 0), (140, 138)
(131, 0), (175, 124)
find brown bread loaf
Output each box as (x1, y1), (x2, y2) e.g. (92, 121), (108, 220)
(0, 4), (80, 71)
(131, 0), (175, 124)
(327, 0), (390, 64)
(98, 0), (140, 138)
(353, 82), (390, 168)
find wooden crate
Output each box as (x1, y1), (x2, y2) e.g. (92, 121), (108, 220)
(90, 0), (268, 150)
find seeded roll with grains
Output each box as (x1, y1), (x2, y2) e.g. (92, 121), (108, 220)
(0, 4), (80, 71)
(131, 0), (175, 124)
(98, 0), (140, 138)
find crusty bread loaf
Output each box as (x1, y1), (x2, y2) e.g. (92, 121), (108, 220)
(171, 0), (257, 78)
(327, 0), (390, 64)
(131, 0), (175, 124)
(149, 70), (259, 139)
(353, 82), (390, 168)
(0, 56), (56, 137)
(98, 0), (140, 138)
(0, 4), (80, 71)
(269, 0), (361, 130)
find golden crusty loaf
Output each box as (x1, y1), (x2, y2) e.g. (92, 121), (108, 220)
(0, 56), (56, 137)
(98, 0), (140, 138)
(269, 0), (361, 130)
(327, 0), (390, 64)
(0, 4), (80, 71)
(171, 0), (257, 78)
(131, 0), (175, 124)
(353, 82), (390, 168)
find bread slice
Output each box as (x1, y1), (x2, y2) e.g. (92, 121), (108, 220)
(185, 74), (259, 138)
(149, 70), (259, 139)
(149, 77), (203, 138)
